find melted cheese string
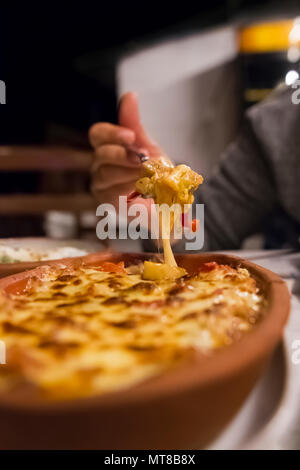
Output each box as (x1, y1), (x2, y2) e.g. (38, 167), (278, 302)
(162, 238), (177, 267)
(160, 206), (178, 267)
(135, 157), (203, 270)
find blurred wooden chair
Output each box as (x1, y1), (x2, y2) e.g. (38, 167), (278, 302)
(0, 145), (95, 215)
(0, 145), (96, 237)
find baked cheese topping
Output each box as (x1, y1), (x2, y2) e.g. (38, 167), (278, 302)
(136, 157), (203, 271)
(136, 157), (203, 208)
(0, 261), (263, 400)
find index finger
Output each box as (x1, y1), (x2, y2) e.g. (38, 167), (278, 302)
(89, 122), (135, 149)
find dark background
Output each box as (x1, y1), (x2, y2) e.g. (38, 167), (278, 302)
(0, 1), (300, 243)
(1, 1), (295, 146)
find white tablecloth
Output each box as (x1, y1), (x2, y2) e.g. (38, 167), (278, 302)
(212, 250), (300, 450)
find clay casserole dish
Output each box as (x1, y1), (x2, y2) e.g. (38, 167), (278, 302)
(0, 252), (290, 449)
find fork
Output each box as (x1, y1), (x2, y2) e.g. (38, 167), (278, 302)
(126, 144), (149, 163)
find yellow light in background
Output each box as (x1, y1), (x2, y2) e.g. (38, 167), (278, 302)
(239, 19), (296, 53)
(244, 88), (272, 102)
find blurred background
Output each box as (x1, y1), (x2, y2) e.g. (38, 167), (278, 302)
(1, 1), (300, 247)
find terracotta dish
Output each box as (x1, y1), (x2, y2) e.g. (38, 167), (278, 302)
(0, 252), (290, 449)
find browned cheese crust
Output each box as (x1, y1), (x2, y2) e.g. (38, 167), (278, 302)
(0, 262), (264, 400)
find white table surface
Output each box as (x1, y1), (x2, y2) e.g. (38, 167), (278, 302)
(211, 250), (300, 450)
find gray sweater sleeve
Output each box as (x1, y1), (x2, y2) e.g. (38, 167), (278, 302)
(197, 111), (277, 250)
(143, 84), (299, 252)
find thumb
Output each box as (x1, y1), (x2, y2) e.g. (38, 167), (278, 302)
(118, 92), (161, 157)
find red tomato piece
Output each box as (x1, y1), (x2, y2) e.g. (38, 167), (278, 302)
(97, 262), (127, 274)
